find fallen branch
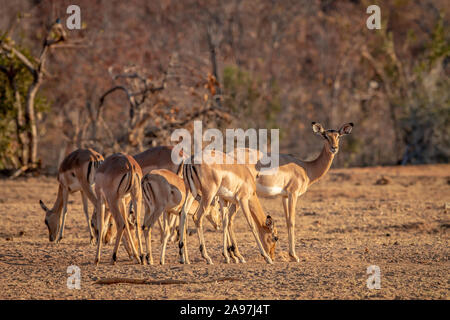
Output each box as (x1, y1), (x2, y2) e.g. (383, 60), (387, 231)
(95, 277), (240, 285)
(9, 166), (29, 179)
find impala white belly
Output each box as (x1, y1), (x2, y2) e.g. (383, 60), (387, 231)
(218, 186), (235, 202)
(256, 183), (286, 197)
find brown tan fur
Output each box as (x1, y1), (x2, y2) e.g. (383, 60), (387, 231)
(133, 145), (184, 175)
(179, 151), (278, 265)
(94, 153), (145, 266)
(39, 148), (104, 244)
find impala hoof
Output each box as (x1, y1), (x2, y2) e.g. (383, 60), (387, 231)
(265, 257), (274, 264)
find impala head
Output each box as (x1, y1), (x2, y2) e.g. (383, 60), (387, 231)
(261, 215), (278, 260)
(39, 200), (60, 242)
(312, 122), (353, 154)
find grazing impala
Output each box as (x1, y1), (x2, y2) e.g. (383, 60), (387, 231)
(39, 148), (104, 244)
(252, 122), (354, 262)
(141, 169), (222, 265)
(179, 151), (278, 265)
(93, 153), (145, 266)
(90, 146), (184, 241)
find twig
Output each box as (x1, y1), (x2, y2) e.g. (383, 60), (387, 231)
(9, 166), (29, 179)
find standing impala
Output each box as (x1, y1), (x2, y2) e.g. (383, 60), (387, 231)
(253, 122), (354, 262)
(39, 148), (104, 244)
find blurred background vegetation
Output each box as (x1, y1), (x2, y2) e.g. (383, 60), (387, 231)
(0, 0), (448, 175)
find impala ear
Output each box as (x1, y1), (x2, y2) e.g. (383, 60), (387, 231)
(39, 200), (49, 212)
(265, 215), (274, 230)
(312, 122), (325, 135)
(338, 122), (353, 136)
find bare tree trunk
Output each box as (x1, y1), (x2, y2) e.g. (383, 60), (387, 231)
(206, 27), (223, 109)
(8, 76), (28, 165)
(25, 75), (41, 167)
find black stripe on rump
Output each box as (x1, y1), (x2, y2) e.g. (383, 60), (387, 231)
(117, 172), (128, 195)
(87, 161), (93, 184)
(191, 165), (203, 192)
(124, 171), (133, 194)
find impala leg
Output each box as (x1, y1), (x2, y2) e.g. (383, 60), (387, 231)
(81, 191), (96, 245)
(160, 212), (175, 265)
(284, 194), (300, 262)
(143, 227), (153, 265)
(240, 199), (273, 264)
(168, 215), (179, 243)
(195, 193), (215, 265)
(183, 213), (190, 264)
(219, 198), (231, 264)
(118, 198), (133, 260)
(94, 197), (105, 266)
(109, 200), (126, 265)
(132, 190), (145, 265)
(142, 205), (154, 265)
(179, 193), (195, 264)
(78, 172), (99, 244)
(120, 198), (141, 264)
(56, 187), (69, 243)
(103, 211), (117, 245)
(111, 222), (125, 265)
(122, 229), (134, 260)
(158, 215), (165, 244)
(227, 203), (245, 263)
(225, 229), (239, 263)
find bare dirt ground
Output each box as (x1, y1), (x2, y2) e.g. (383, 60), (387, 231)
(0, 164), (448, 300)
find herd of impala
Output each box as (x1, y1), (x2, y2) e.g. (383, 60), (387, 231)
(39, 122), (353, 266)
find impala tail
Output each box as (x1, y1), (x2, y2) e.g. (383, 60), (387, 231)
(87, 159), (103, 185)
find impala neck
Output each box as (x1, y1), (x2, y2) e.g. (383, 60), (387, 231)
(304, 144), (335, 186)
(248, 194), (266, 230)
(50, 184), (65, 217)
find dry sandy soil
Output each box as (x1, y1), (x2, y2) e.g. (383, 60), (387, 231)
(0, 164), (448, 300)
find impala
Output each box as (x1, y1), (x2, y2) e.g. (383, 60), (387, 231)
(141, 169), (222, 265)
(90, 146), (184, 242)
(93, 153), (145, 266)
(39, 148), (104, 244)
(253, 122), (354, 262)
(179, 151), (278, 265)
